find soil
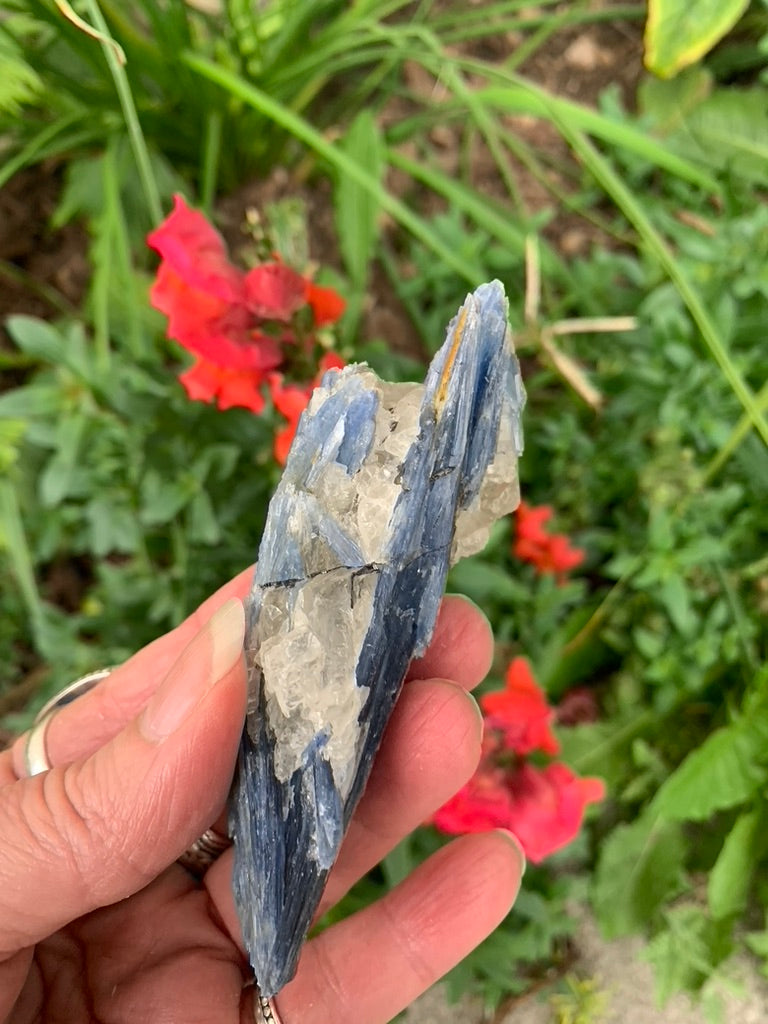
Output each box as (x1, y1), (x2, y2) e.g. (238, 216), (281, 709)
(0, 6), (643, 349)
(406, 914), (768, 1024)
(0, 162), (89, 345)
(0, 0), (642, 757)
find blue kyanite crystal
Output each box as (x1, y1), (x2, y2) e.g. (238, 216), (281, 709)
(229, 280), (525, 997)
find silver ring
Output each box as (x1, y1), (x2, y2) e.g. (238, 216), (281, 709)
(24, 668), (114, 777)
(20, 665), (233, 879)
(255, 991), (285, 1024)
(176, 827), (232, 878)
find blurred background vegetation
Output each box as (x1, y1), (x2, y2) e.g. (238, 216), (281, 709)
(1, 0), (767, 1018)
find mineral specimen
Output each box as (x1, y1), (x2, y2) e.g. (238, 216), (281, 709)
(230, 280), (525, 997)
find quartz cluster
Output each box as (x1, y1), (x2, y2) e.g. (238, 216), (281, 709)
(229, 280), (525, 997)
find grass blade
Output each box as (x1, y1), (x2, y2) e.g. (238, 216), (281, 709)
(477, 81), (722, 195)
(388, 148), (566, 279)
(551, 120), (768, 449)
(182, 52), (485, 283)
(0, 481), (44, 639)
(80, 0), (163, 224)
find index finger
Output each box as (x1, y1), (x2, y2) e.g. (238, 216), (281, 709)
(5, 580), (493, 780)
(4, 567), (254, 780)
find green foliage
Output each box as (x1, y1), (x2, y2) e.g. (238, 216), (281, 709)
(549, 975), (609, 1024)
(644, 0), (751, 78)
(2, 0), (768, 1016)
(592, 815), (686, 938)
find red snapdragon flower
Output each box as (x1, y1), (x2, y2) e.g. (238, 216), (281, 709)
(148, 195), (284, 372)
(481, 657), (560, 756)
(433, 759), (605, 863)
(513, 501), (584, 580)
(178, 358), (267, 414)
(269, 352), (346, 465)
(147, 195), (347, 428)
(433, 658), (604, 863)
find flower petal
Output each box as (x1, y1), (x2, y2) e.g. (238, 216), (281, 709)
(179, 358), (266, 414)
(306, 281), (346, 325)
(481, 657), (560, 757)
(244, 263), (308, 320)
(147, 194), (245, 305)
(504, 762), (605, 863)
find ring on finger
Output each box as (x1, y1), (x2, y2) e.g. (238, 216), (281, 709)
(19, 666), (234, 878)
(23, 668), (115, 777)
(255, 990), (285, 1024)
(176, 827), (232, 879)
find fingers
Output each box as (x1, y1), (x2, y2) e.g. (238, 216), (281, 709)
(3, 586), (491, 782)
(2, 567), (254, 780)
(0, 599), (247, 958)
(407, 594), (494, 690)
(279, 831), (524, 1024)
(205, 676), (484, 930)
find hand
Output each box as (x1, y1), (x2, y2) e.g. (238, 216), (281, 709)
(0, 569), (524, 1024)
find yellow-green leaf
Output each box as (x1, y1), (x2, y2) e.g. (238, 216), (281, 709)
(645, 0), (750, 78)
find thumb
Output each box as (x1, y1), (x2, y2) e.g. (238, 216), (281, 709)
(0, 598), (246, 958)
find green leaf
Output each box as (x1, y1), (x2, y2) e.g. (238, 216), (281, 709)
(381, 836), (416, 890)
(139, 470), (196, 526)
(181, 52), (485, 284)
(708, 807), (767, 920)
(336, 110), (383, 289)
(0, 385), (62, 418)
(447, 557), (522, 607)
(85, 499), (141, 557)
(476, 81), (720, 194)
(0, 31), (41, 114)
(592, 813), (686, 938)
(652, 716), (768, 822)
(645, 0), (750, 78)
(0, 480), (44, 633)
(39, 413), (87, 507)
(658, 574), (697, 636)
(187, 490), (221, 545)
(550, 121), (768, 452)
(5, 315), (66, 363)
(643, 906), (733, 1003)
(641, 76), (768, 187)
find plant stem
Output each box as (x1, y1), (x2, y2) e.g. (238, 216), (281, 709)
(80, 0), (163, 225)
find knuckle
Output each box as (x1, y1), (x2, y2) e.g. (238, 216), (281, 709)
(379, 896), (438, 990)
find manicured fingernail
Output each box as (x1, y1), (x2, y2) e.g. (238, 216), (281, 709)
(496, 829), (527, 877)
(140, 598), (245, 743)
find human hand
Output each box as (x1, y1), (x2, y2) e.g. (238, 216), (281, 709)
(0, 569), (524, 1024)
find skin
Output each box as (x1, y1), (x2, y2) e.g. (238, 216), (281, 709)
(0, 569), (524, 1024)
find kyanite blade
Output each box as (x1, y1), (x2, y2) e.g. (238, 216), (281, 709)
(230, 280), (525, 997)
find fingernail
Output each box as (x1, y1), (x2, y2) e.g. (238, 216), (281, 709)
(140, 598), (245, 743)
(466, 691), (485, 740)
(496, 829), (527, 878)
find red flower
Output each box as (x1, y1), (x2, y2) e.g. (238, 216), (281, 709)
(433, 761), (513, 835)
(306, 281), (346, 326)
(148, 196), (348, 462)
(148, 195), (283, 371)
(433, 653), (605, 863)
(513, 501), (584, 580)
(481, 657), (560, 756)
(147, 195), (346, 374)
(503, 762), (604, 863)
(269, 352), (346, 465)
(433, 759), (605, 864)
(178, 358), (266, 414)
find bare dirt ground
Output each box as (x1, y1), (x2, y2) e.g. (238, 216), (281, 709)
(405, 915), (768, 1024)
